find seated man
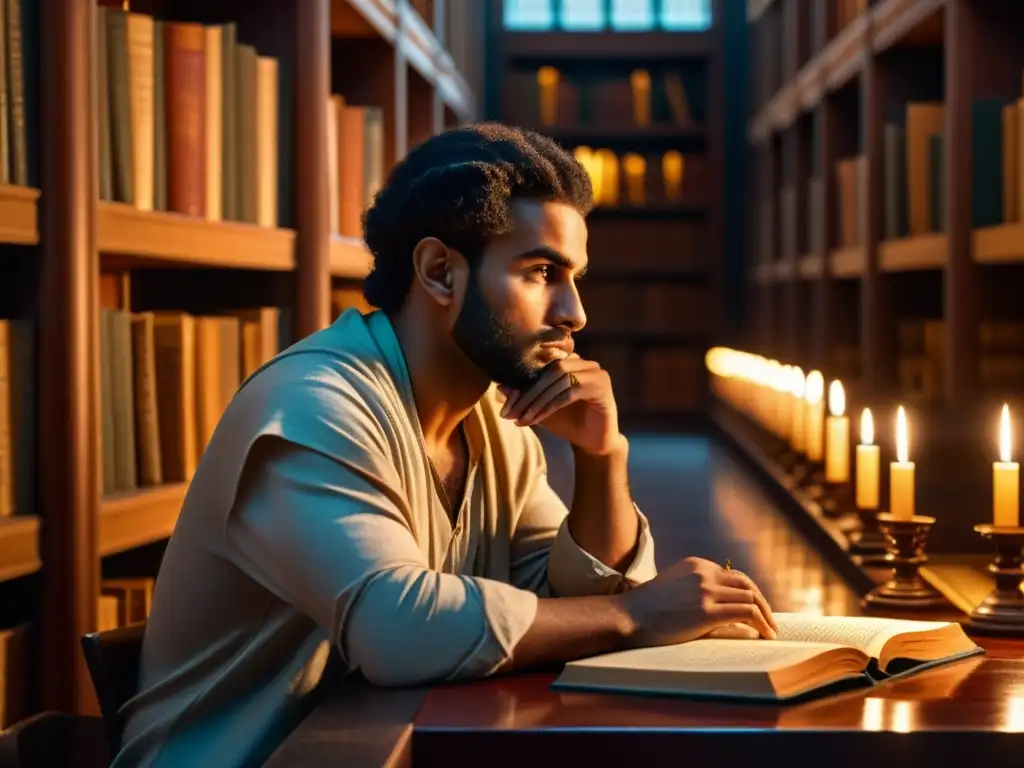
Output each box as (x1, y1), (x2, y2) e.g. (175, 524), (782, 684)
(114, 123), (777, 767)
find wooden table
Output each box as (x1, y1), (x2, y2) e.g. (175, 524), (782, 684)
(265, 435), (1024, 767)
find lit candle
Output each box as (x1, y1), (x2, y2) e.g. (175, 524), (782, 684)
(805, 371), (825, 462)
(776, 365), (793, 439)
(993, 403), (1019, 528)
(890, 406), (915, 521)
(790, 367), (806, 453)
(855, 408), (880, 510)
(824, 380), (849, 483)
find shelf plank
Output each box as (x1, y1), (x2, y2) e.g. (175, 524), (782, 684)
(99, 483), (188, 557)
(830, 246), (865, 277)
(0, 515), (41, 581)
(98, 202), (296, 271)
(330, 235), (374, 278)
(870, 0), (946, 54)
(973, 223), (1024, 264)
(880, 233), (947, 271)
(0, 185), (39, 245)
(502, 31), (714, 60)
(821, 15), (868, 92)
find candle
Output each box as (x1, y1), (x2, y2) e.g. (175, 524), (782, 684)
(993, 403), (1019, 528)
(790, 367), (806, 453)
(855, 408), (880, 510)
(824, 380), (849, 483)
(805, 371), (825, 462)
(890, 406), (915, 521)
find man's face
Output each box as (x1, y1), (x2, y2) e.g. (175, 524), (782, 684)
(451, 201), (589, 390)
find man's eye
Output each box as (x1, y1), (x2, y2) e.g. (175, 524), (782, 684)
(532, 265), (552, 281)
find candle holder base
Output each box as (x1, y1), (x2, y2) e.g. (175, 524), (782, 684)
(965, 525), (1024, 637)
(818, 482), (853, 519)
(847, 506), (888, 565)
(862, 514), (946, 611)
(796, 464), (826, 499)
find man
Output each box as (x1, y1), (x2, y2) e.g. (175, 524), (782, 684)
(114, 123), (776, 767)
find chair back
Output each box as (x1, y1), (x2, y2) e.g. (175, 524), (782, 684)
(80, 622), (146, 756)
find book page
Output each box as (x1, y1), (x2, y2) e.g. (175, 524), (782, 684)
(774, 613), (952, 658)
(572, 639), (850, 674)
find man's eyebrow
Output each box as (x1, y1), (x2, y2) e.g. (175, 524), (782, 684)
(512, 246), (588, 276)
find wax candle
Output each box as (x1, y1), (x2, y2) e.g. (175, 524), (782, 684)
(824, 380), (849, 483)
(855, 408), (880, 510)
(776, 365), (793, 439)
(993, 403), (1019, 528)
(790, 367), (806, 453)
(805, 371), (825, 462)
(890, 406), (915, 521)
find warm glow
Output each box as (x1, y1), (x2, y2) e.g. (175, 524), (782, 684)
(896, 406), (909, 464)
(805, 370), (824, 404)
(1001, 403), (1013, 463)
(828, 380), (845, 417)
(861, 408), (874, 445)
(791, 366), (805, 397)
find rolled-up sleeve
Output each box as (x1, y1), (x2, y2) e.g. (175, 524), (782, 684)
(225, 436), (538, 688)
(510, 473), (658, 597)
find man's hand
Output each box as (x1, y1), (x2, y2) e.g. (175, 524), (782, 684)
(497, 354), (621, 456)
(619, 556), (778, 646)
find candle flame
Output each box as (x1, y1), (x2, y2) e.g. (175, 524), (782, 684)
(828, 380), (845, 417)
(791, 366), (805, 397)
(896, 405), (909, 464)
(805, 370), (824, 405)
(1001, 403), (1012, 463)
(861, 408), (874, 445)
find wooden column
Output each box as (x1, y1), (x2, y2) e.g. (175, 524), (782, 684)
(860, 27), (892, 396)
(944, 0), (977, 407)
(39, 0), (100, 714)
(295, 0), (332, 337)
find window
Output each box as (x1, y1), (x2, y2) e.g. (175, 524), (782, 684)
(560, 0), (604, 30)
(503, 0), (554, 30)
(660, 0), (713, 30)
(610, 0), (654, 31)
(502, 0), (713, 31)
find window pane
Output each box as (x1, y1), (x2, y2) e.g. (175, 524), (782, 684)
(504, 0), (555, 30)
(660, 0), (713, 30)
(611, 0), (654, 30)
(560, 0), (605, 30)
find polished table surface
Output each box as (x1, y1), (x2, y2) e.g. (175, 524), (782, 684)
(265, 435), (1024, 767)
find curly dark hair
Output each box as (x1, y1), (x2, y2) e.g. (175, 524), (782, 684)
(362, 122), (594, 313)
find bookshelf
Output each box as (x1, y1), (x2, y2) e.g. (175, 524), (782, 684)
(0, 0), (482, 724)
(491, 0), (741, 427)
(732, 0), (1024, 610)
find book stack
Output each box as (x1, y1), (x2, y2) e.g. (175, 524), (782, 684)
(99, 306), (280, 496)
(95, 6), (282, 227)
(325, 94), (385, 239)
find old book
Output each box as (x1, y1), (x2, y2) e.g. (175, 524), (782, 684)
(131, 312), (163, 487)
(152, 312), (197, 483)
(905, 102), (944, 235)
(552, 613), (982, 702)
(164, 22), (207, 217)
(205, 24), (223, 221)
(5, 0), (25, 185)
(339, 104), (366, 239)
(153, 19), (166, 211)
(255, 55), (278, 228)
(235, 43), (258, 223)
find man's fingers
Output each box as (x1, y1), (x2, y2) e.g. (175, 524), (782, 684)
(515, 374), (577, 425)
(503, 358), (600, 420)
(719, 570), (777, 632)
(707, 585), (756, 605)
(708, 602), (776, 639)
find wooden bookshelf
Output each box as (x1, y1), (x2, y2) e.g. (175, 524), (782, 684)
(492, 0), (742, 423)
(0, 0), (483, 721)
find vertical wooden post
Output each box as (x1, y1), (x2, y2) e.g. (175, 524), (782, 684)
(860, 26), (891, 396)
(945, 0), (976, 407)
(295, 0), (331, 338)
(39, 0), (100, 714)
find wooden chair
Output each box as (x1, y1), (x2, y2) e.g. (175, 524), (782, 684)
(80, 622), (146, 757)
(0, 711), (109, 768)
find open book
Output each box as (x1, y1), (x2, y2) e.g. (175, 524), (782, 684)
(551, 613), (984, 702)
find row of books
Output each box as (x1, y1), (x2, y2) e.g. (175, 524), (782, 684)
(898, 319), (1024, 399)
(506, 65), (697, 128)
(100, 306), (280, 496)
(581, 342), (704, 412)
(578, 282), (710, 336)
(573, 147), (706, 207)
(326, 94), (385, 240)
(96, 5), (280, 227)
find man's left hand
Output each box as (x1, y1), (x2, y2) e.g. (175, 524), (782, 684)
(497, 354), (623, 456)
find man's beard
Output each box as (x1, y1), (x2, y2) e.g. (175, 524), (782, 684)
(451, 272), (568, 390)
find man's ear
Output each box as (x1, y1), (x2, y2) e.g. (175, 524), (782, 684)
(412, 236), (467, 307)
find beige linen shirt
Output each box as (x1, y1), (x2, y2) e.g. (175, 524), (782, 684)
(113, 309), (658, 768)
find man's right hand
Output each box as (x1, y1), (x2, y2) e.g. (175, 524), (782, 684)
(618, 557), (778, 646)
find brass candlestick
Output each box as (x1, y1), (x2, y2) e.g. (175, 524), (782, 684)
(847, 504), (888, 566)
(862, 514), (945, 610)
(966, 525), (1024, 636)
